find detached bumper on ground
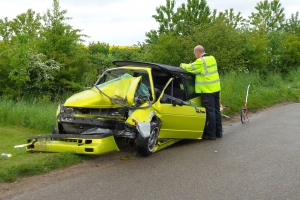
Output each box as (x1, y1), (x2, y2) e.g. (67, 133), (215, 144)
(26, 134), (120, 155)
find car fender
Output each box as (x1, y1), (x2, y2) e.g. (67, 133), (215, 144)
(126, 108), (158, 138)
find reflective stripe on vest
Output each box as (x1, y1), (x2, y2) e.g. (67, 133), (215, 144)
(200, 57), (209, 74)
(196, 79), (220, 85)
(200, 57), (218, 76)
(200, 69), (218, 77)
(190, 63), (198, 74)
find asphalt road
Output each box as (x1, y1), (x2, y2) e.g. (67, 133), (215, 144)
(2, 103), (300, 200)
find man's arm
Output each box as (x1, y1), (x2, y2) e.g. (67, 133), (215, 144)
(180, 59), (204, 75)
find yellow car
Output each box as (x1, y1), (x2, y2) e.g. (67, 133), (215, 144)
(27, 61), (206, 156)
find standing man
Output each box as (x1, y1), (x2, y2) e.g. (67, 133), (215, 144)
(180, 45), (222, 140)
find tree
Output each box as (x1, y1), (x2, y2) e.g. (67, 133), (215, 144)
(145, 0), (176, 44)
(146, 33), (194, 66)
(24, 53), (61, 97)
(285, 12), (300, 36)
(173, 0), (211, 35)
(5, 9), (42, 99)
(191, 18), (246, 73)
(38, 0), (91, 92)
(248, 0), (285, 33)
(0, 17), (12, 41)
(145, 0), (212, 44)
(0, 41), (13, 96)
(216, 8), (245, 29)
(281, 33), (300, 71)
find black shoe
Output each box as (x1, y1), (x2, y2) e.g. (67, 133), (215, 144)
(202, 135), (216, 140)
(216, 134), (223, 138)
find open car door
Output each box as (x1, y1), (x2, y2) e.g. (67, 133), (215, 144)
(153, 78), (206, 139)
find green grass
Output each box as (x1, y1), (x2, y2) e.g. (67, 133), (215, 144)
(220, 69), (300, 116)
(0, 126), (85, 183)
(0, 97), (58, 131)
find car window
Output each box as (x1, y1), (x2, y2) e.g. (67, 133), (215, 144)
(134, 71), (151, 87)
(184, 76), (197, 99)
(160, 78), (187, 104)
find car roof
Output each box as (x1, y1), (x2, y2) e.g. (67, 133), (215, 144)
(112, 60), (190, 77)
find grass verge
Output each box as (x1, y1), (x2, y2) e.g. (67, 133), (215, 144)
(0, 126), (85, 183)
(220, 69), (300, 116)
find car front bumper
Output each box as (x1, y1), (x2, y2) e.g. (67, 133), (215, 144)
(26, 134), (120, 155)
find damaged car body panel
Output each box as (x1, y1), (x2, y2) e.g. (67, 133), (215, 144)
(27, 61), (207, 156)
(64, 74), (142, 108)
(27, 134), (119, 155)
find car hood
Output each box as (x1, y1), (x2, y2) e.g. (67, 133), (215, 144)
(64, 76), (142, 108)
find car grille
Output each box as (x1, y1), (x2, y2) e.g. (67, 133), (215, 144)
(72, 108), (126, 117)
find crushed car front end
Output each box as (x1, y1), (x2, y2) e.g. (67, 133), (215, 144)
(27, 67), (160, 155)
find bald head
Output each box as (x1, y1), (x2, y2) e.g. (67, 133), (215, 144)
(194, 45), (205, 58)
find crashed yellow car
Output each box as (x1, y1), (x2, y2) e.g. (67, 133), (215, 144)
(27, 61), (206, 156)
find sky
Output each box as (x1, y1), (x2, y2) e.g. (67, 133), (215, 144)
(0, 0), (299, 46)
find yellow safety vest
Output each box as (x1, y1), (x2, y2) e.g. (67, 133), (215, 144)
(180, 55), (221, 93)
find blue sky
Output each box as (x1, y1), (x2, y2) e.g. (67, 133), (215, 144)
(0, 0), (299, 45)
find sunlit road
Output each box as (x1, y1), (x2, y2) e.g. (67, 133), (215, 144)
(3, 103), (300, 200)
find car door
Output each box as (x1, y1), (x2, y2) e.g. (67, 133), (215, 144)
(153, 78), (206, 139)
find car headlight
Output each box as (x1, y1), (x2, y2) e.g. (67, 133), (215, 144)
(65, 107), (73, 114)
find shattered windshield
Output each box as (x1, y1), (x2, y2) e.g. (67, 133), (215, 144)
(95, 68), (151, 105)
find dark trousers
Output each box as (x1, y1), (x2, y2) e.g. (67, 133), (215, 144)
(201, 92), (222, 138)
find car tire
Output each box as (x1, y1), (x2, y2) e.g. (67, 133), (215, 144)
(136, 122), (159, 156)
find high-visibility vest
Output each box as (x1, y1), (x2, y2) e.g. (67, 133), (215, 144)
(180, 55), (221, 93)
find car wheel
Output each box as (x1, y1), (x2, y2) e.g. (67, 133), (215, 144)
(136, 122), (159, 156)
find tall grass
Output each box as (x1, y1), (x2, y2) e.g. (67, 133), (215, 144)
(0, 97), (58, 131)
(220, 69), (300, 115)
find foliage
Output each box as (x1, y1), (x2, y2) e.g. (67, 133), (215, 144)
(38, 0), (91, 94)
(285, 11), (300, 36)
(146, 0), (211, 43)
(146, 33), (193, 66)
(281, 33), (300, 71)
(248, 0), (285, 33)
(191, 18), (246, 73)
(173, 0), (211, 35)
(0, 0), (300, 100)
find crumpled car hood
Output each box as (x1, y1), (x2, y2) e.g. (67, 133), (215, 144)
(64, 76), (142, 108)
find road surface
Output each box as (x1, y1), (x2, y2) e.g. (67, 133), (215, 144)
(1, 103), (300, 200)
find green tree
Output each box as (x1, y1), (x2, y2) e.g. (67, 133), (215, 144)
(285, 12), (300, 36)
(174, 0), (211, 35)
(0, 17), (12, 41)
(248, 0), (285, 33)
(0, 41), (15, 97)
(145, 0), (176, 44)
(24, 53), (61, 97)
(38, 0), (91, 92)
(217, 8), (245, 29)
(146, 33), (193, 66)
(191, 18), (246, 73)
(281, 33), (300, 71)
(5, 9), (42, 99)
